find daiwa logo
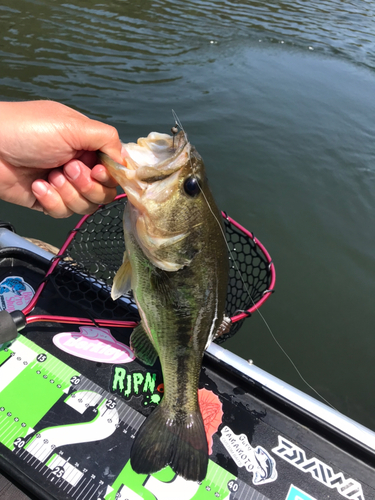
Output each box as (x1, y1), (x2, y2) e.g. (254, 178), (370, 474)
(0, 276), (34, 312)
(272, 436), (365, 500)
(53, 327), (135, 364)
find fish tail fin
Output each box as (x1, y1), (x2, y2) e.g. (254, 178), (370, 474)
(131, 404), (208, 482)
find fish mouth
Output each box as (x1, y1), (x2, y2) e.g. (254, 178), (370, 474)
(103, 131), (189, 182)
(124, 131), (188, 180)
(98, 131), (190, 209)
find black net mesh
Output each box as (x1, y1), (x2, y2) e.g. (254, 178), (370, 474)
(50, 197), (273, 342)
(50, 199), (139, 323)
(221, 218), (272, 342)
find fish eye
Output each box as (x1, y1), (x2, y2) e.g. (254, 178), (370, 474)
(183, 177), (200, 197)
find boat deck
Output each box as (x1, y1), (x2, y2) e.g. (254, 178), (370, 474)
(0, 234), (374, 500)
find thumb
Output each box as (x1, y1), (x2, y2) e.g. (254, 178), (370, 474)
(73, 119), (123, 164)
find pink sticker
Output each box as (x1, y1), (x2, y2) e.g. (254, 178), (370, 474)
(0, 276), (34, 312)
(53, 326), (135, 364)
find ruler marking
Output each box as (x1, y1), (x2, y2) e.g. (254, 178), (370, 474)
(0, 418), (10, 434)
(68, 475), (85, 496)
(87, 483), (101, 500)
(1, 421), (17, 443)
(36, 459), (45, 473)
(125, 411), (139, 431)
(63, 478), (72, 492)
(46, 469), (54, 481)
(30, 456), (39, 468)
(81, 481), (95, 500)
(76, 478), (92, 499)
(43, 461), (51, 474)
(18, 447), (28, 459)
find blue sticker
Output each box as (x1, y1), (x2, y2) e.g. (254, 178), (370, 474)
(286, 484), (317, 500)
(0, 276), (34, 312)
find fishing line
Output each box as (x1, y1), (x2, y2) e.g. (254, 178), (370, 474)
(172, 110), (184, 134)
(171, 110), (336, 410)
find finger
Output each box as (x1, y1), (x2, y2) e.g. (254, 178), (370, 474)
(75, 150), (98, 169)
(31, 180), (74, 218)
(72, 122), (123, 164)
(73, 151), (119, 187)
(48, 168), (100, 215)
(63, 160), (117, 204)
(91, 163), (118, 188)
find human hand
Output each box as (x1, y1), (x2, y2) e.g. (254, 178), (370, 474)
(0, 100), (123, 218)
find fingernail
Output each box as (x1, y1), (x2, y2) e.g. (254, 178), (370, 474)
(50, 172), (65, 188)
(93, 166), (108, 183)
(65, 161), (80, 181)
(32, 181), (48, 197)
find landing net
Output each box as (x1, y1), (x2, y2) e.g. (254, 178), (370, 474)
(46, 195), (275, 343)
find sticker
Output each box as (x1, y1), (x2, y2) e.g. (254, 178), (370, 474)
(273, 436), (364, 500)
(0, 276), (34, 312)
(198, 388), (223, 455)
(53, 326), (135, 364)
(220, 425), (277, 485)
(285, 484), (317, 500)
(111, 365), (163, 405)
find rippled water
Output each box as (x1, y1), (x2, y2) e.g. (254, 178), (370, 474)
(1, 0), (375, 430)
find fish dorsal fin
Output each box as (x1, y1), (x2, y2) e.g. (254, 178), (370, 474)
(111, 252), (132, 300)
(130, 323), (158, 366)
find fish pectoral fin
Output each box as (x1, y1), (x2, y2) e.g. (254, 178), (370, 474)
(130, 324), (158, 366)
(111, 252), (132, 300)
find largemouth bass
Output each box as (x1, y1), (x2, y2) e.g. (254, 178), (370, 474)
(98, 129), (228, 481)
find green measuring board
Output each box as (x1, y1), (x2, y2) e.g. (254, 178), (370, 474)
(0, 336), (248, 500)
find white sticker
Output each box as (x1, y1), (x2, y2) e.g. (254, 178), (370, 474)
(220, 425), (277, 485)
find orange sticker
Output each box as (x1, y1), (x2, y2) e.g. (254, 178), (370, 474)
(198, 388), (223, 455)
